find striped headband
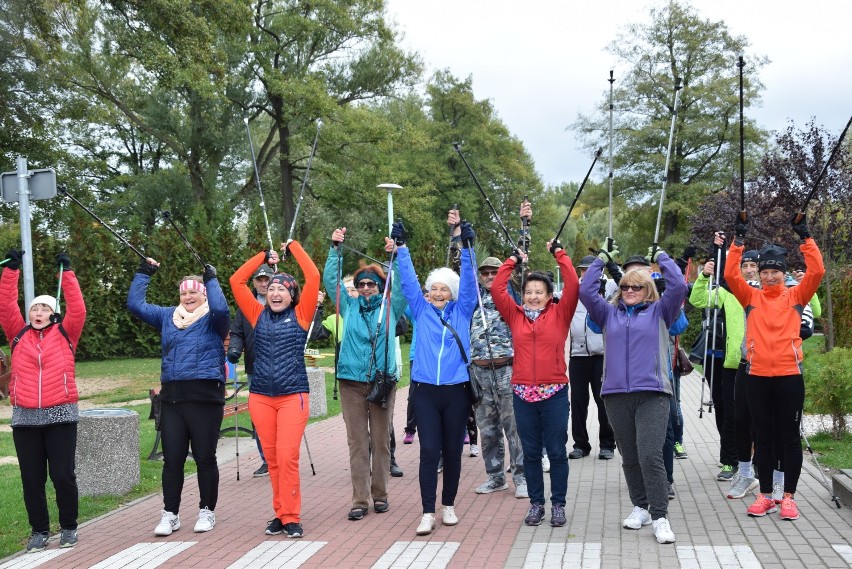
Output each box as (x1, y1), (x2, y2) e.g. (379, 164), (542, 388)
(179, 279), (207, 296)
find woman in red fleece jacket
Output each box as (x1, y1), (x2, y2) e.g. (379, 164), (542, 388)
(0, 250), (86, 553)
(491, 240), (579, 529)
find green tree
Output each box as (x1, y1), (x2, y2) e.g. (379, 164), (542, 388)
(574, 0), (768, 248)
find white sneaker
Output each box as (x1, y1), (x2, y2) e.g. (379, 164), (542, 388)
(515, 483), (529, 499)
(154, 510), (180, 536)
(442, 506), (458, 526)
(542, 455), (550, 472)
(193, 508), (216, 533)
(416, 513), (436, 535)
(652, 517), (676, 544)
(469, 444), (480, 457)
(622, 506), (651, 529)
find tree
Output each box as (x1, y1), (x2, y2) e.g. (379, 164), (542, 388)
(574, 0), (768, 248)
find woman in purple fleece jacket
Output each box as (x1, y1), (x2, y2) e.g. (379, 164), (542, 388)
(579, 248), (686, 545)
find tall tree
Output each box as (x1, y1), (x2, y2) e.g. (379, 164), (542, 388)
(574, 0), (768, 246)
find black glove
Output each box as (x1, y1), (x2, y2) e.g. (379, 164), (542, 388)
(459, 221), (475, 247)
(203, 264), (217, 283)
(681, 246), (697, 260)
(549, 240), (563, 255)
(56, 252), (71, 271)
(390, 221), (407, 246)
(792, 214), (811, 240)
(510, 248), (525, 263)
(598, 276), (607, 296)
(4, 249), (24, 271)
(735, 214), (748, 239)
(264, 249), (274, 264)
(226, 350), (241, 364)
(137, 258), (158, 276)
(653, 276), (667, 295)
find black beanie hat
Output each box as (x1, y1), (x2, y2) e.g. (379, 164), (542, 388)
(741, 250), (759, 266)
(757, 244), (787, 273)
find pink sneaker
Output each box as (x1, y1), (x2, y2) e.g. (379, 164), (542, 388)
(747, 494), (778, 517)
(403, 432), (415, 445)
(779, 493), (800, 521)
(464, 433), (470, 444)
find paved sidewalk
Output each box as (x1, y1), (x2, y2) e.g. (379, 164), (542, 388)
(1, 372), (851, 568)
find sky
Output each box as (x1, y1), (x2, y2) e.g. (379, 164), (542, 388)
(384, 0), (852, 187)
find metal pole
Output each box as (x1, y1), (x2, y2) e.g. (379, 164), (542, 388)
(287, 120), (323, 242)
(379, 183), (404, 375)
(607, 70), (615, 241)
(16, 156), (35, 313)
(652, 80), (683, 248)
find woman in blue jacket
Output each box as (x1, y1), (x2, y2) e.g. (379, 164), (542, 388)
(128, 259), (230, 537)
(394, 216), (477, 536)
(579, 248), (686, 545)
(324, 227), (407, 521)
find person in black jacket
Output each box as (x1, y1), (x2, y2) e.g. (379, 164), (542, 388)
(227, 264), (274, 477)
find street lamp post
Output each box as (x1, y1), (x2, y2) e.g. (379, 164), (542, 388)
(377, 183), (404, 374)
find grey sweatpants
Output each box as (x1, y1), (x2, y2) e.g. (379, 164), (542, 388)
(604, 391), (671, 520)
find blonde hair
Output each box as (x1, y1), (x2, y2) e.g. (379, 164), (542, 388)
(610, 268), (659, 305)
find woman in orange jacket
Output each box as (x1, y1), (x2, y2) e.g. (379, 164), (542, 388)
(229, 241), (319, 538)
(724, 215), (825, 522)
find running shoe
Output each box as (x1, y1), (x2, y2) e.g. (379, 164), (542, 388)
(779, 493), (800, 521)
(746, 494), (778, 517)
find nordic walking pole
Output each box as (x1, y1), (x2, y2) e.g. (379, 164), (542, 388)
(452, 142), (517, 251)
(51, 260), (65, 324)
(800, 427), (842, 508)
(520, 196), (530, 276)
(446, 204), (458, 267)
(652, 79), (683, 252)
(794, 114), (852, 223)
(737, 56), (749, 231)
(287, 120), (323, 243)
(234, 366), (241, 480)
(607, 69), (615, 250)
(303, 433), (316, 476)
(706, 240), (724, 414)
(59, 186), (147, 260)
(332, 242), (342, 401)
(244, 118), (277, 269)
(553, 148), (603, 244)
(0, 258), (11, 266)
(162, 211), (206, 270)
(338, 243), (390, 269)
(466, 239), (498, 401)
(698, 306), (711, 419)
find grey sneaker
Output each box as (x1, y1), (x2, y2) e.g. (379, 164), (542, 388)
(26, 532), (49, 553)
(728, 475), (758, 499)
(59, 529), (78, 548)
(475, 478), (508, 494)
(717, 464), (736, 481)
(524, 503), (545, 526)
(550, 503), (566, 527)
(514, 483), (529, 499)
(598, 448), (614, 460)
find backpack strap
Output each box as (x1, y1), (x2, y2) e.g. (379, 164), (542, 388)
(11, 323), (74, 355)
(438, 317), (469, 365)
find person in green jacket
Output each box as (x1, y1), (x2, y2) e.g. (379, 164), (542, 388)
(324, 228), (407, 522)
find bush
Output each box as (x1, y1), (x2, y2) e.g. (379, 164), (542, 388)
(804, 346), (852, 439)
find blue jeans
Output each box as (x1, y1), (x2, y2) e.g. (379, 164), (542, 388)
(513, 386), (569, 505)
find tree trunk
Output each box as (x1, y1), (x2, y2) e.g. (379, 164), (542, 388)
(272, 95), (294, 243)
(823, 265), (835, 352)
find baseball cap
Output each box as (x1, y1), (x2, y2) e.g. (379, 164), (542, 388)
(478, 257), (502, 271)
(253, 264), (274, 278)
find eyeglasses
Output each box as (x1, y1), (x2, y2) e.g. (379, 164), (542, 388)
(356, 281), (377, 289)
(620, 284), (645, 292)
(479, 269), (498, 277)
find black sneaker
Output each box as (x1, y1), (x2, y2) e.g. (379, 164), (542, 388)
(59, 529), (78, 548)
(550, 503), (566, 527)
(568, 448), (589, 459)
(284, 523), (303, 538)
(598, 449), (615, 460)
(265, 518), (284, 535)
(26, 532), (49, 553)
(668, 483), (676, 500)
(524, 503), (545, 526)
(389, 461), (403, 477)
(253, 463), (269, 477)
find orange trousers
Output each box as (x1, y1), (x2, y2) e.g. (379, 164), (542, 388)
(249, 392), (309, 523)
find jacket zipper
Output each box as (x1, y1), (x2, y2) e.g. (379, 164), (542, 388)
(37, 331), (44, 408)
(436, 309), (447, 385)
(625, 311), (631, 391)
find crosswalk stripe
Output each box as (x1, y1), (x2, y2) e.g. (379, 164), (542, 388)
(834, 544), (852, 565)
(0, 549), (71, 569)
(371, 541), (460, 569)
(522, 542), (601, 569)
(89, 541), (197, 569)
(226, 541), (327, 568)
(676, 545), (762, 569)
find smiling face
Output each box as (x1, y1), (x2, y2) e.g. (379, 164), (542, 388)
(759, 268), (785, 288)
(266, 282), (293, 312)
(741, 261), (758, 281)
(429, 282), (452, 310)
(356, 278), (380, 299)
(29, 303), (54, 330)
(253, 275), (270, 297)
(479, 267), (498, 290)
(523, 279), (552, 310)
(179, 288), (205, 312)
(619, 282), (649, 306)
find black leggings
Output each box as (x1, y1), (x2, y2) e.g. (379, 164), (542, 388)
(711, 362), (737, 467)
(733, 362), (754, 462)
(745, 374), (804, 495)
(13, 423), (79, 532)
(160, 401), (224, 514)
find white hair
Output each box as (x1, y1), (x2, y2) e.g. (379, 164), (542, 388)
(424, 267), (460, 301)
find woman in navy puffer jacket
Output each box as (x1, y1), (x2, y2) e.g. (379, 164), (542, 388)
(128, 258), (229, 538)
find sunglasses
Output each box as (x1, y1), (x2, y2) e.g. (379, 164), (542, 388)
(479, 269), (498, 277)
(620, 284), (645, 292)
(356, 281), (378, 289)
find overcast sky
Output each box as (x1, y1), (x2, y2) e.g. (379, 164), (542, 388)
(385, 0), (852, 187)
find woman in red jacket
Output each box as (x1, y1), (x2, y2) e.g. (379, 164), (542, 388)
(0, 251), (86, 553)
(491, 240), (579, 528)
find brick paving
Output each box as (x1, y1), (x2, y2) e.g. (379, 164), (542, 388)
(1, 371), (851, 568)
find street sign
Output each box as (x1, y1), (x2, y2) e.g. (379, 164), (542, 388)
(1, 168), (57, 202)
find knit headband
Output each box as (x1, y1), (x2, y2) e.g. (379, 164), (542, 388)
(179, 279), (206, 296)
(355, 271), (384, 293)
(270, 273), (297, 295)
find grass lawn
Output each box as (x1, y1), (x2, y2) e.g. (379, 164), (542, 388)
(0, 344), (411, 559)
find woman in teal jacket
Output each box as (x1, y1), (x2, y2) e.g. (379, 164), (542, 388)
(324, 228), (407, 521)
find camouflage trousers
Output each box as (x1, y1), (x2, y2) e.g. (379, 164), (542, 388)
(471, 364), (525, 485)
